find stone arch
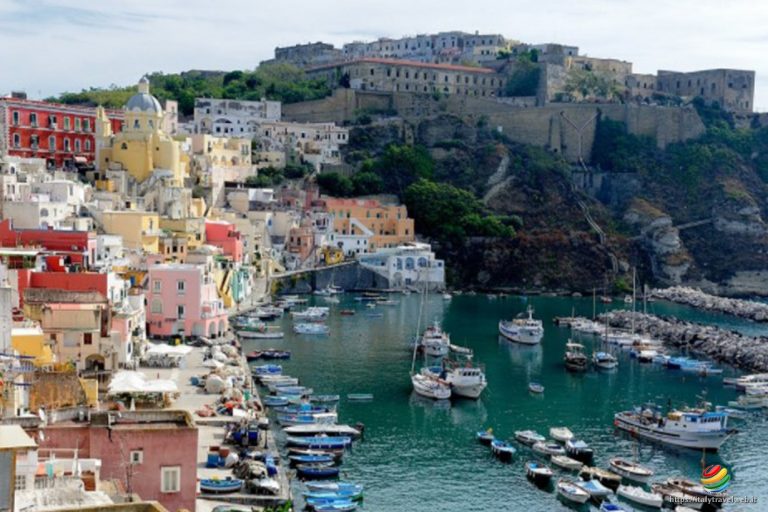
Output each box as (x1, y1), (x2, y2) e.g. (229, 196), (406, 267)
(218, 320), (225, 337)
(85, 354), (105, 372)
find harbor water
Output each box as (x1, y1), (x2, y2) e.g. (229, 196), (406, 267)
(244, 294), (768, 511)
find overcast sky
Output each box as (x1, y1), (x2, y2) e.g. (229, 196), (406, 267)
(2, 0), (768, 109)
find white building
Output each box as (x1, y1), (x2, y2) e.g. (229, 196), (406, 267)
(94, 234), (125, 269)
(358, 242), (445, 290)
(327, 218), (372, 257)
(3, 193), (73, 229)
(193, 98), (281, 136)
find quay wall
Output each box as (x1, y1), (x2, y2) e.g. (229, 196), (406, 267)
(282, 90), (705, 162)
(272, 261), (390, 295)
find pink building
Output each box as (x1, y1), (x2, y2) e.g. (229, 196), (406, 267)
(146, 262), (227, 338)
(37, 410), (197, 512)
(205, 219), (244, 263)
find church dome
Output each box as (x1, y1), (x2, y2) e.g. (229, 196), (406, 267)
(125, 76), (162, 114)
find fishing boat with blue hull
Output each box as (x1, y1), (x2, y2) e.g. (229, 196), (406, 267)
(600, 502), (629, 512)
(311, 394), (341, 404)
(252, 364), (282, 375)
(490, 438), (516, 461)
(564, 439), (594, 463)
(305, 482), (364, 495)
(263, 396), (290, 407)
(277, 411), (338, 426)
(286, 436), (352, 449)
(580, 478), (612, 499)
(296, 462), (341, 479)
(199, 477), (243, 494)
(525, 460), (554, 484)
(476, 429), (495, 446)
(310, 502), (358, 512)
(288, 453), (336, 465)
(305, 496), (358, 508)
(304, 489), (364, 501)
(556, 479), (590, 504)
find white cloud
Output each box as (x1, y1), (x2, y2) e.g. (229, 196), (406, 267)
(1, 0), (766, 108)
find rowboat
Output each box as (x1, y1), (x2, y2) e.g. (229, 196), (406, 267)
(288, 447), (343, 460)
(490, 438), (516, 461)
(532, 441), (566, 457)
(549, 426), (574, 443)
(557, 479), (590, 504)
(285, 436), (352, 449)
(580, 467), (622, 490)
(347, 393), (374, 401)
(528, 382), (545, 394)
(311, 502), (357, 512)
(609, 458), (654, 484)
(263, 396), (290, 407)
(305, 482), (364, 494)
(310, 394), (341, 404)
(665, 476), (725, 504)
(514, 430), (545, 446)
(284, 424), (361, 438)
(296, 462), (340, 479)
(288, 453), (336, 465)
(252, 364), (282, 375)
(476, 429), (495, 446)
(200, 477), (243, 494)
(599, 503), (629, 512)
(525, 461), (553, 484)
(550, 455), (583, 471)
(617, 484), (662, 508)
(304, 489), (363, 501)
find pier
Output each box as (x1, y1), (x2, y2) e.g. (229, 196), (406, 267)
(652, 285), (768, 322)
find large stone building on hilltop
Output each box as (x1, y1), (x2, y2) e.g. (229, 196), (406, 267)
(656, 69), (755, 112)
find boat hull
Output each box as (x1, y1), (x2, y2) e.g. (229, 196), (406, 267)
(498, 321), (543, 345)
(614, 413), (730, 451)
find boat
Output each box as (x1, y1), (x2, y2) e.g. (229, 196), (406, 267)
(599, 502), (628, 512)
(449, 343), (473, 356)
(347, 393), (374, 401)
(608, 458), (654, 483)
(624, 295), (633, 305)
(528, 382), (545, 393)
(573, 319), (605, 335)
(476, 429), (495, 446)
(564, 342), (589, 372)
(422, 359), (487, 399)
(665, 477), (726, 505)
(305, 482), (364, 494)
(532, 441), (566, 457)
(340, 310), (355, 316)
(252, 364), (282, 375)
(268, 384), (310, 395)
(565, 439), (594, 463)
(498, 306), (544, 344)
(283, 424), (361, 438)
(285, 436), (352, 449)
(549, 427), (574, 443)
(260, 349), (291, 360)
(287, 447), (344, 459)
(419, 320), (451, 357)
(296, 462), (340, 479)
(294, 323), (330, 335)
(245, 351), (264, 362)
(651, 483), (705, 510)
(556, 479), (590, 504)
(580, 478), (612, 499)
(263, 396), (290, 407)
(514, 430), (546, 446)
(550, 455), (583, 471)
(411, 373), (451, 400)
(616, 485), (663, 508)
(311, 502), (358, 512)
(525, 460), (554, 484)
(289, 453), (336, 465)
(442, 292), (452, 300)
(593, 351), (618, 370)
(714, 405), (749, 420)
(311, 394), (341, 404)
(580, 467), (622, 490)
(262, 376), (299, 387)
(277, 411), (337, 426)
(490, 438), (516, 461)
(199, 477), (243, 494)
(304, 489), (363, 501)
(291, 306), (330, 321)
(613, 404), (734, 451)
(600, 295), (613, 304)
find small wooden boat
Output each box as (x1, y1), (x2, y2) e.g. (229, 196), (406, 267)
(304, 488), (363, 501)
(476, 429), (495, 446)
(284, 424), (361, 438)
(514, 430), (545, 446)
(617, 484), (662, 508)
(252, 364), (282, 375)
(665, 476), (725, 503)
(263, 396), (290, 407)
(580, 478), (612, 499)
(245, 351), (263, 362)
(651, 483), (702, 509)
(311, 501), (357, 512)
(599, 503), (629, 512)
(261, 349), (291, 360)
(288, 447), (344, 459)
(549, 426), (574, 443)
(532, 441), (566, 457)
(340, 310), (355, 316)
(306, 482), (364, 494)
(525, 460), (553, 484)
(200, 477), (243, 494)
(557, 479), (590, 504)
(311, 394), (341, 404)
(296, 462), (340, 479)
(550, 455), (583, 471)
(449, 343), (473, 356)
(609, 458), (654, 484)
(286, 436), (352, 450)
(288, 453), (336, 465)
(579, 467), (622, 491)
(565, 439), (594, 463)
(347, 393), (374, 401)
(490, 439), (516, 461)
(528, 382), (545, 394)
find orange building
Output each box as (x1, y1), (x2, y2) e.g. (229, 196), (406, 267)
(324, 197), (414, 252)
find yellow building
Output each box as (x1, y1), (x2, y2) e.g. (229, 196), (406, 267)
(96, 77), (187, 184)
(102, 210), (161, 253)
(325, 197), (415, 251)
(160, 217), (206, 251)
(11, 325), (54, 367)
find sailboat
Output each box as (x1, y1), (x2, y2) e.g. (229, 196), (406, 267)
(410, 271), (451, 400)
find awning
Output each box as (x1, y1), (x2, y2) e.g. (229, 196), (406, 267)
(144, 344), (193, 357)
(107, 371), (178, 395)
(74, 156), (87, 164)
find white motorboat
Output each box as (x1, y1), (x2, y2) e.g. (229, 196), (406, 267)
(550, 455), (583, 471)
(238, 327), (285, 339)
(532, 441), (566, 457)
(294, 323), (330, 335)
(613, 405), (734, 451)
(422, 360), (487, 399)
(608, 458), (654, 484)
(291, 307), (330, 321)
(580, 478), (612, 499)
(734, 372), (768, 390)
(442, 292), (452, 300)
(419, 320), (451, 357)
(411, 373), (451, 400)
(282, 423), (362, 438)
(550, 426), (574, 443)
(498, 306), (544, 344)
(572, 319), (605, 335)
(557, 479), (590, 504)
(514, 430), (546, 446)
(593, 351), (618, 370)
(617, 485), (662, 508)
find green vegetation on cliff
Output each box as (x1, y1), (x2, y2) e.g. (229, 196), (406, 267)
(47, 64), (331, 116)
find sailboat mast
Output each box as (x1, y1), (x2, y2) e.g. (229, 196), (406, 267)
(410, 269), (425, 374)
(631, 268), (636, 335)
(592, 287), (596, 320)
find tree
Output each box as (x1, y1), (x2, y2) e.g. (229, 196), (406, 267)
(317, 172), (354, 197)
(366, 144), (435, 196)
(351, 171), (383, 195)
(505, 52), (541, 97)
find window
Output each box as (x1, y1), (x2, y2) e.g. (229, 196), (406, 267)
(75, 139), (81, 152)
(83, 333), (93, 345)
(130, 450), (143, 464)
(63, 117), (70, 130)
(30, 135), (39, 149)
(85, 139), (91, 151)
(12, 111), (19, 125)
(153, 280), (161, 292)
(177, 305), (185, 319)
(161, 466), (181, 493)
(13, 133), (20, 147)
(84, 119), (91, 132)
(15, 474), (26, 490)
(64, 138), (71, 151)
(49, 136), (56, 151)
(75, 118), (81, 131)
(133, 119), (140, 130)
(177, 280), (186, 293)
(30, 113), (38, 126)
(49, 115), (57, 127)
(151, 299), (163, 314)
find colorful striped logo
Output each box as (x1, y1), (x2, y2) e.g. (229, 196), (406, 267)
(701, 464), (731, 492)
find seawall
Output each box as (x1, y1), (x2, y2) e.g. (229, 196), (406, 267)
(272, 261), (390, 295)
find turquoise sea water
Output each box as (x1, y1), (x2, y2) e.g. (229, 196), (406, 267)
(244, 295), (768, 511)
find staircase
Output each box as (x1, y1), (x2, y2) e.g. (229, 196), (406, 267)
(568, 169), (619, 274)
